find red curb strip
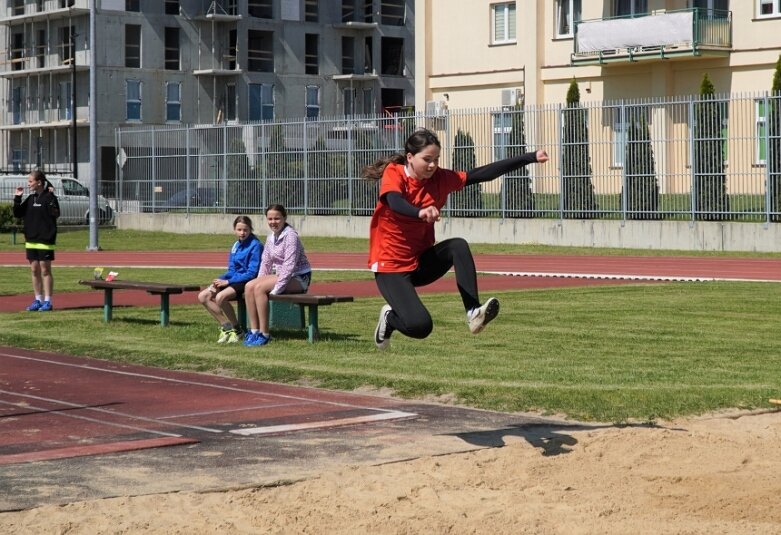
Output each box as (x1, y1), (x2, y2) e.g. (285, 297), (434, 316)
(0, 437), (198, 465)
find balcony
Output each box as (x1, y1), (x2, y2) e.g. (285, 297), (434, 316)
(0, 2), (89, 24)
(571, 8), (732, 66)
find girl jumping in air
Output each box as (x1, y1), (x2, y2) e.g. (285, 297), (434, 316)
(363, 128), (548, 350)
(198, 215), (262, 343)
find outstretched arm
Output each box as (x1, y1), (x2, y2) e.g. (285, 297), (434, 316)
(465, 149), (549, 186)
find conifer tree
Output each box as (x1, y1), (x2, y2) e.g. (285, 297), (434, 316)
(693, 73), (729, 220)
(561, 78), (598, 218)
(623, 107), (659, 219)
(504, 104), (534, 217)
(450, 129), (482, 217)
(769, 55), (781, 222)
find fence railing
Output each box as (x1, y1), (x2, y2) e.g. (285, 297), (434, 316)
(115, 92), (781, 224)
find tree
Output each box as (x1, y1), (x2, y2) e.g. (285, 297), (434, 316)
(504, 104), (534, 217)
(226, 137), (260, 210)
(561, 78), (598, 218)
(769, 54), (781, 222)
(693, 73), (729, 220)
(265, 124), (304, 210)
(623, 106), (659, 219)
(450, 129), (483, 217)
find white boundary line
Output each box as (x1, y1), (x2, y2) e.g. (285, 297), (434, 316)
(231, 410), (418, 436)
(481, 271), (780, 283)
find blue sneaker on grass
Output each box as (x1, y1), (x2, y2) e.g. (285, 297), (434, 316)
(243, 332), (270, 347)
(26, 300), (42, 311)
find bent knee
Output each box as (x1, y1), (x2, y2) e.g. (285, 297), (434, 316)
(403, 317), (433, 339)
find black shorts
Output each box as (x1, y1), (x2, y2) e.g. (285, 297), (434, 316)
(229, 281), (248, 297)
(26, 249), (55, 262)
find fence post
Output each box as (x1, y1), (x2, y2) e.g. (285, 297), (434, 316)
(764, 94), (771, 227)
(303, 119), (309, 216)
(557, 103), (564, 223)
(688, 96), (696, 223)
(620, 100), (627, 224)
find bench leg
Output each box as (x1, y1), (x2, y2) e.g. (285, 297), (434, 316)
(306, 304), (319, 343)
(103, 288), (113, 323)
(160, 294), (170, 327)
(237, 298), (247, 331)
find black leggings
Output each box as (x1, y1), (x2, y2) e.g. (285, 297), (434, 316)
(374, 237), (480, 339)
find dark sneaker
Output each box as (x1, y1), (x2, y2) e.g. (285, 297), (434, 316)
(38, 301), (53, 312)
(26, 300), (42, 311)
(374, 304), (392, 350)
(467, 297), (500, 334)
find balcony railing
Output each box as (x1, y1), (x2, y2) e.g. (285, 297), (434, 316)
(572, 8), (732, 65)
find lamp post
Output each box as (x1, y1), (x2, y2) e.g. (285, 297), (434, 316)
(70, 27), (77, 179)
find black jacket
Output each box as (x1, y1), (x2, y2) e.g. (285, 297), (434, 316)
(13, 190), (60, 245)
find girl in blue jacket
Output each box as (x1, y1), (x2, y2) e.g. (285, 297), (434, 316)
(198, 215), (262, 343)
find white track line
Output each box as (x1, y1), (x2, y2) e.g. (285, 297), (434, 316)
(482, 271), (780, 283)
(231, 410), (418, 436)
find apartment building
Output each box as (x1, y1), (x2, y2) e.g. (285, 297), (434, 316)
(416, 1), (781, 110)
(0, 0), (414, 189)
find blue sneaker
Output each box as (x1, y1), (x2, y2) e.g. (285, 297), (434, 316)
(26, 300), (42, 311)
(38, 301), (53, 312)
(244, 333), (270, 347)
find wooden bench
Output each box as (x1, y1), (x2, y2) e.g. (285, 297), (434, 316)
(237, 293), (354, 343)
(78, 279), (201, 326)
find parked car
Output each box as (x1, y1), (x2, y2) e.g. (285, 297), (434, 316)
(166, 187), (218, 208)
(0, 174), (114, 225)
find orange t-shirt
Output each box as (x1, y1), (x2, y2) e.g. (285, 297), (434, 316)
(368, 163), (467, 272)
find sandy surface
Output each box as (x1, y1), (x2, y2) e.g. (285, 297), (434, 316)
(2, 409), (781, 535)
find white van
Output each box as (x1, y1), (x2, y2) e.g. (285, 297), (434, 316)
(0, 174), (114, 225)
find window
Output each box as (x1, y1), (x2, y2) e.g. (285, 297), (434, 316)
(614, 0), (648, 17)
(612, 107), (628, 167)
(11, 33), (23, 71)
(36, 0), (44, 12)
(306, 85), (320, 119)
(125, 25), (141, 68)
(556, 0), (581, 38)
(166, 82), (181, 122)
(12, 149), (25, 173)
(364, 36), (373, 73)
(59, 26), (74, 64)
(36, 30), (46, 68)
(305, 34), (319, 75)
(247, 30), (274, 72)
(12, 86), (24, 125)
(756, 99), (767, 165)
(381, 0), (405, 25)
(342, 0), (356, 22)
(225, 84), (237, 122)
(363, 88), (373, 115)
(692, 0), (729, 10)
(248, 0), (273, 18)
(60, 0), (75, 7)
(364, 0), (374, 22)
(492, 2), (516, 44)
(342, 36), (355, 74)
(381, 37), (403, 75)
(492, 111), (513, 160)
(165, 0), (179, 15)
(343, 87), (355, 116)
(228, 29), (238, 70)
(12, 0), (24, 16)
(126, 80), (142, 121)
(58, 81), (71, 120)
(758, 0), (781, 17)
(305, 0), (318, 22)
(164, 27), (180, 70)
(126, 0), (140, 12)
(249, 83), (274, 121)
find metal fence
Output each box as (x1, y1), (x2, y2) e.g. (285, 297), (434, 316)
(115, 92), (781, 223)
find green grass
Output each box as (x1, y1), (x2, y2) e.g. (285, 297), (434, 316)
(0, 276), (778, 423)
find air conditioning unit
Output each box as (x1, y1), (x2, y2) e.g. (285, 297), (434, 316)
(425, 100), (447, 117)
(501, 88), (522, 107)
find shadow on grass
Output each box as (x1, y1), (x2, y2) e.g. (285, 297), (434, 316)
(450, 421), (679, 457)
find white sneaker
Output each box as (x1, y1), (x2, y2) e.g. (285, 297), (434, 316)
(467, 298), (500, 334)
(374, 304), (392, 350)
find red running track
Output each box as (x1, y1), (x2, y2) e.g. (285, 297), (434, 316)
(0, 251), (779, 280)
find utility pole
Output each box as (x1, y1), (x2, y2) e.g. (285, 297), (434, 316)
(88, 0), (99, 251)
(70, 26), (77, 179)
